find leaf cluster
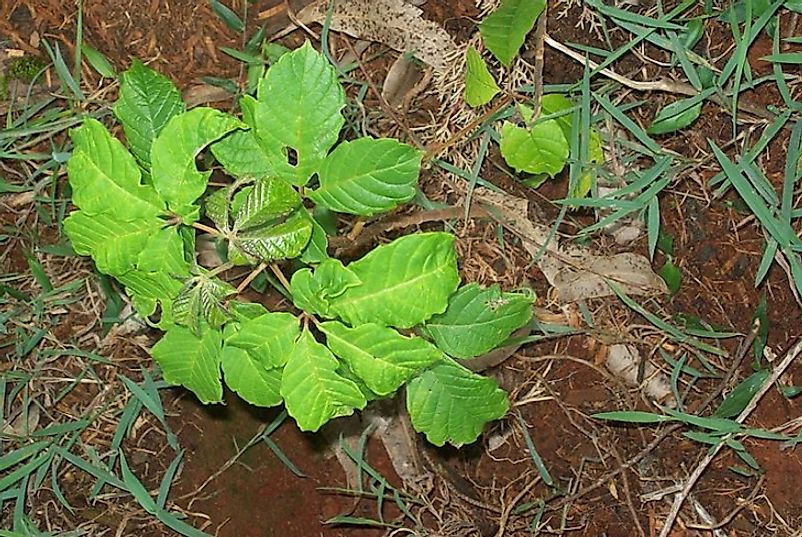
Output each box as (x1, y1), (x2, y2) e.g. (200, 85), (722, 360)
(64, 42), (534, 447)
(464, 2), (604, 197)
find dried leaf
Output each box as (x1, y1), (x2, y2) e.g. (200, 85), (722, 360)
(473, 188), (667, 302)
(605, 344), (675, 407)
(296, 0), (458, 72)
(382, 54), (424, 108)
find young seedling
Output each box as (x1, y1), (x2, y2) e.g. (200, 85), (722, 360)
(64, 42), (534, 447)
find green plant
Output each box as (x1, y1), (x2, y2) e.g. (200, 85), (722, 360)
(8, 55), (46, 83)
(465, 0), (604, 197)
(64, 42), (534, 447)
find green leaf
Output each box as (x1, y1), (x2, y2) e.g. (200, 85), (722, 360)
(289, 268), (331, 316)
(479, 0), (546, 67)
(320, 321), (442, 396)
(116, 269), (184, 320)
(299, 210), (329, 263)
(659, 259), (682, 294)
(114, 60), (186, 172)
(67, 118), (164, 220)
(234, 177), (301, 231)
(787, 0), (802, 14)
(225, 311), (299, 368)
(335, 361), (382, 402)
(538, 95), (584, 142)
(151, 107), (243, 214)
(136, 227), (191, 277)
(280, 329), (367, 432)
(151, 325), (223, 404)
(81, 44), (116, 78)
(290, 258), (362, 316)
(229, 301), (269, 321)
(405, 358), (508, 447)
(209, 0), (244, 32)
(592, 411), (670, 424)
(464, 46), (500, 107)
(235, 209), (313, 261)
(251, 42), (345, 185)
(761, 52), (802, 64)
(423, 283), (533, 359)
(647, 98), (703, 135)
(537, 95), (604, 197)
(64, 211), (161, 275)
(211, 129), (274, 179)
(204, 185), (251, 231)
(221, 346), (283, 407)
(326, 232), (460, 328)
(715, 370), (769, 418)
(308, 138), (422, 216)
(500, 119), (569, 177)
(171, 272), (237, 334)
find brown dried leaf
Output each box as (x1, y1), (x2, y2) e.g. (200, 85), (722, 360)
(606, 344), (675, 407)
(473, 188), (667, 302)
(296, 0), (457, 72)
(381, 54), (424, 108)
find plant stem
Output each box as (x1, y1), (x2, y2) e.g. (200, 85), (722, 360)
(192, 222), (221, 236)
(205, 261), (234, 279)
(269, 263), (292, 293)
(236, 261), (267, 294)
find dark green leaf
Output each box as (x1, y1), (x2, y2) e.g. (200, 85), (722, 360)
(715, 370), (769, 418)
(647, 98), (703, 135)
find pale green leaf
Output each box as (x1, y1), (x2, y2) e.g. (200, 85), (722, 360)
(64, 211), (161, 275)
(500, 119), (569, 177)
(211, 129), (274, 179)
(280, 329), (367, 432)
(406, 358), (509, 447)
(67, 118), (163, 220)
(151, 325), (224, 404)
(116, 269), (184, 321)
(151, 107), (243, 213)
(229, 301), (269, 322)
(464, 46), (500, 107)
(479, 0), (546, 67)
(320, 321), (442, 396)
(538, 94), (574, 138)
(308, 137), (422, 216)
(537, 94), (604, 197)
(336, 362), (381, 402)
(299, 210), (329, 263)
(235, 209), (313, 261)
(647, 98), (703, 135)
(289, 268), (331, 317)
(313, 258), (362, 297)
(114, 60), (185, 171)
(423, 283), (533, 359)
(171, 273), (237, 334)
(252, 42), (345, 185)
(136, 227), (191, 277)
(234, 177), (301, 231)
(290, 258), (361, 317)
(221, 346), (283, 407)
(225, 311), (299, 369)
(327, 232), (460, 328)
